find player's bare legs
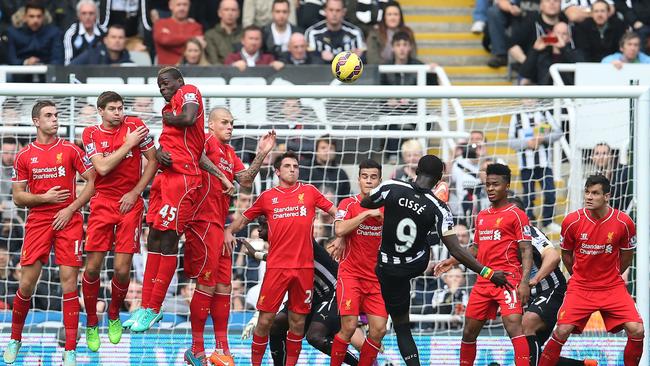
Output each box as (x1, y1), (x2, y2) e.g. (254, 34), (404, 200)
(460, 317), (486, 366)
(622, 321), (644, 366)
(125, 228), (162, 329)
(332, 314), (386, 366)
(501, 314), (530, 366)
(286, 310), (307, 366)
(82, 251), (106, 351)
(251, 311), (277, 366)
(5, 262), (42, 364)
(539, 323), (575, 366)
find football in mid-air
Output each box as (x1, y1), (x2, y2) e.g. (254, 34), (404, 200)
(331, 51), (363, 83)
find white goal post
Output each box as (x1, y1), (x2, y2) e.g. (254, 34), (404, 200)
(0, 83), (648, 363)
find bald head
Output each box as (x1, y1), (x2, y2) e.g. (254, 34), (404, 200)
(288, 33), (307, 61)
(208, 107), (235, 142)
(219, 0), (240, 27)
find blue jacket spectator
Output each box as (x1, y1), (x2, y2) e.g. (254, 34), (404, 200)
(7, 1), (63, 65)
(71, 24), (133, 65)
(601, 31), (650, 66)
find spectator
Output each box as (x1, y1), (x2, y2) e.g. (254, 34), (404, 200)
(602, 31), (650, 67)
(519, 22), (585, 85)
(469, 130), (487, 158)
(380, 31), (437, 86)
(225, 25), (282, 71)
(63, 0), (105, 65)
(449, 142), (482, 225)
(177, 37), (209, 66)
(299, 136), (350, 203)
(278, 33), (323, 64)
(508, 0), (563, 66)
(616, 0), (650, 52)
(345, 0), (390, 33)
(508, 105), (562, 232)
(589, 142), (631, 211)
(486, 0), (525, 67)
(121, 279), (142, 313)
(562, 0), (615, 24)
(305, 0), (365, 63)
(262, 0), (303, 58)
(391, 139), (424, 182)
(472, 0), (490, 33)
(366, 1), (416, 64)
(0, 137), (18, 204)
(153, 0), (203, 65)
(431, 266), (469, 328)
(71, 24), (133, 65)
(205, 0), (242, 65)
(298, 0), (326, 30)
(574, 0), (626, 62)
(188, 0), (220, 31)
(7, 1), (63, 65)
(162, 280), (194, 315)
(244, 0), (297, 28)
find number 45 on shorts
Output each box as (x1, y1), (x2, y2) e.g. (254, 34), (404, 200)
(159, 204), (178, 226)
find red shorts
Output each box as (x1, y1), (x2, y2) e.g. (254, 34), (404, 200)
(21, 212), (83, 267)
(557, 285), (643, 334)
(146, 171), (201, 234)
(184, 221), (227, 287)
(337, 276), (388, 318)
(85, 195), (144, 254)
(466, 281), (523, 320)
(217, 248), (232, 285)
(257, 268), (313, 314)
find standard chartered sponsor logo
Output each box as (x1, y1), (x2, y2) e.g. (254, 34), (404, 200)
(32, 166), (66, 179)
(272, 205), (308, 219)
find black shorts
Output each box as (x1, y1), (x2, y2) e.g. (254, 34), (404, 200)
(279, 294), (340, 336)
(526, 286), (566, 343)
(376, 262), (426, 316)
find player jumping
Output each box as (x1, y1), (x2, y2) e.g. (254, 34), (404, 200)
(225, 150), (338, 366)
(182, 107), (275, 366)
(331, 159), (387, 366)
(539, 175), (644, 366)
(126, 67), (234, 333)
(81, 91), (157, 352)
(361, 155), (511, 366)
(436, 163), (533, 366)
(4, 101), (96, 366)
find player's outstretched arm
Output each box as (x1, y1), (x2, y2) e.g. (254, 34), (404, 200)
(199, 152), (235, 196)
(620, 248), (635, 274)
(90, 126), (149, 176)
(334, 209), (382, 237)
(119, 147), (158, 214)
(360, 195), (383, 209)
(235, 130), (276, 194)
(433, 244), (477, 276)
(530, 245), (561, 286)
(517, 240), (533, 306)
(12, 182), (71, 208)
(162, 103), (199, 127)
(53, 169), (96, 230)
(561, 249), (574, 275)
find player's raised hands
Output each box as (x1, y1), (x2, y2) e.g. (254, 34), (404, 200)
(489, 271), (514, 290)
(257, 130), (277, 155)
(125, 126), (149, 148)
(52, 206), (74, 230)
(42, 186), (71, 203)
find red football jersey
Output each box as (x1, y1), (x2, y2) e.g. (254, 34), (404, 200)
(192, 134), (245, 224)
(560, 208), (636, 290)
(335, 195), (383, 279)
(474, 203), (532, 284)
(243, 183), (334, 269)
(159, 84), (205, 176)
(82, 116), (155, 199)
(13, 138), (93, 215)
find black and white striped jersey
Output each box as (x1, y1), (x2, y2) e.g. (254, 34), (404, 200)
(313, 241), (338, 301)
(305, 19), (366, 55)
(368, 180), (455, 276)
(530, 226), (567, 297)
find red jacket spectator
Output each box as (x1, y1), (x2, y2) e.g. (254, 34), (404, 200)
(224, 25), (276, 69)
(153, 0), (203, 65)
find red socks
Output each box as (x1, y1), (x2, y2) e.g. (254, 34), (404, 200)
(109, 278), (129, 320)
(539, 333), (565, 366)
(511, 335), (530, 366)
(190, 290), (213, 354)
(11, 289), (31, 341)
(63, 292), (80, 351)
(358, 337), (381, 366)
(330, 334), (349, 366)
(624, 336), (644, 366)
(148, 254), (177, 312)
(141, 251), (161, 308)
(285, 331), (303, 366)
(251, 333), (268, 366)
(460, 341), (477, 366)
(82, 273), (100, 327)
(211, 292), (231, 354)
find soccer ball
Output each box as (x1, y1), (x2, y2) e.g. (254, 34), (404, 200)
(331, 51), (363, 83)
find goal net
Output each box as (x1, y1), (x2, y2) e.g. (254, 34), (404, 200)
(0, 84), (647, 366)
